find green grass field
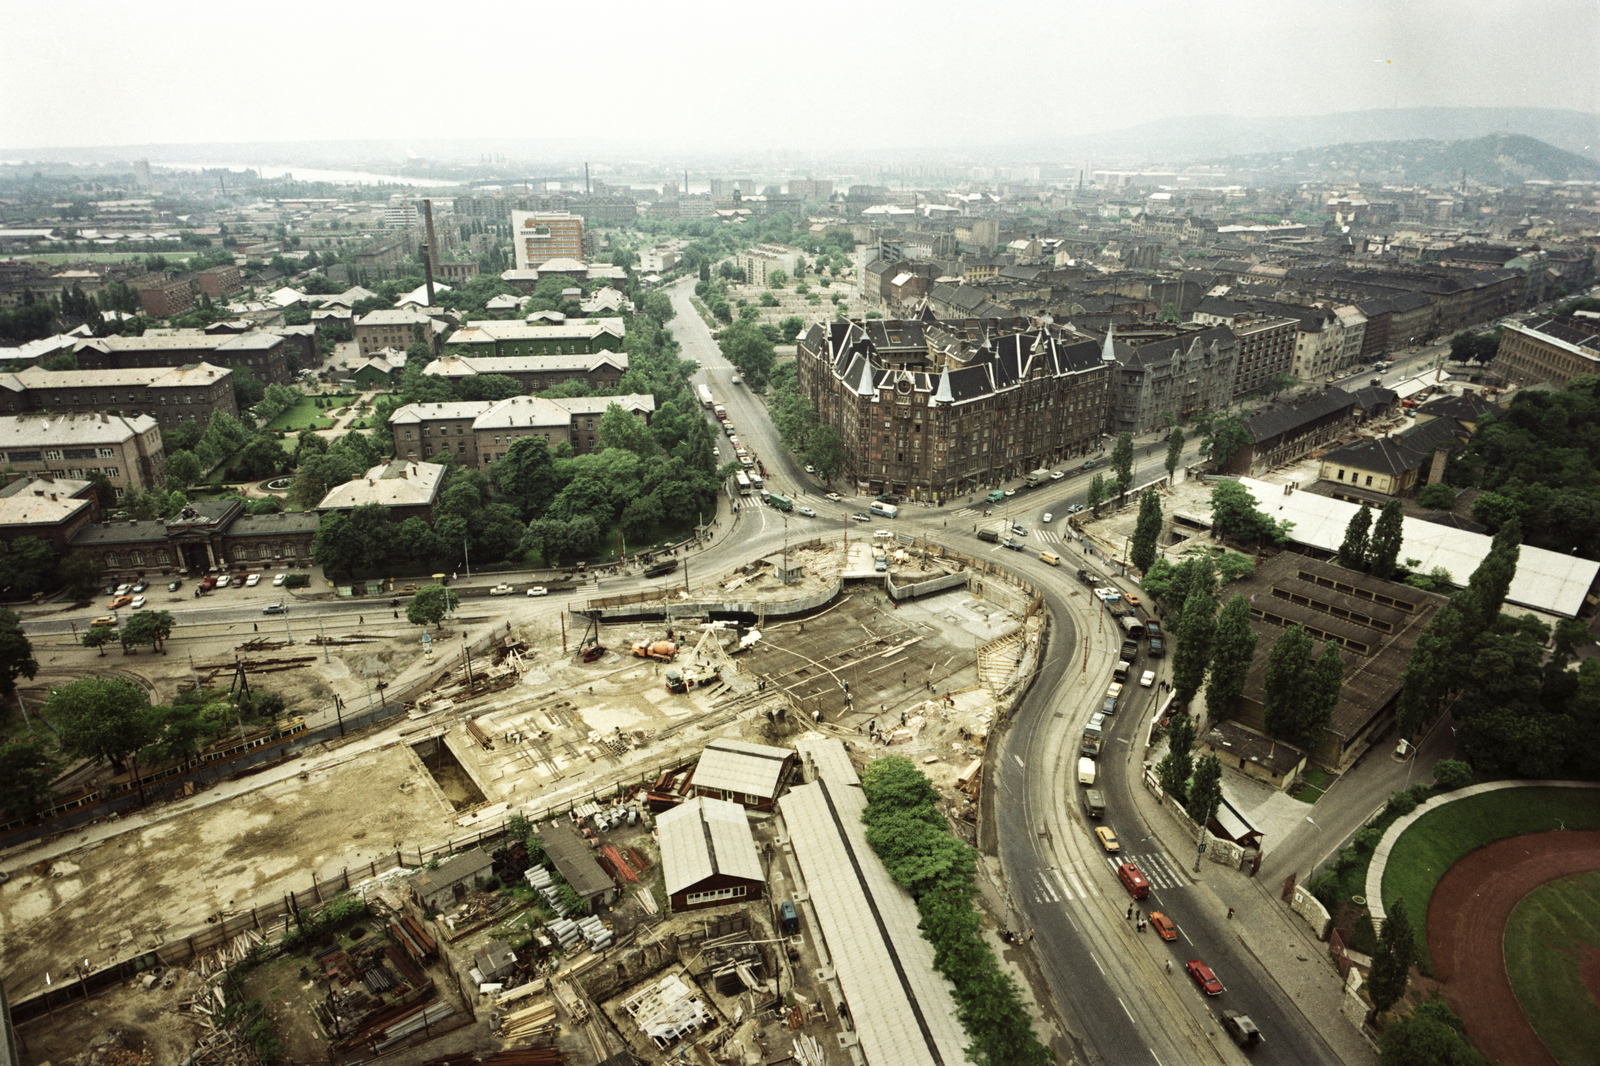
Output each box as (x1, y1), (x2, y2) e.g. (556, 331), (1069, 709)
(1504, 870), (1600, 1066)
(1381, 787), (1600, 970)
(263, 397), (338, 432)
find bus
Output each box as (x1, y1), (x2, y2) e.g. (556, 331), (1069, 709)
(735, 472), (752, 496)
(698, 383), (714, 409)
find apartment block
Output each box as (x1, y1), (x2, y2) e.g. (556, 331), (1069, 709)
(0, 362), (236, 427)
(1492, 317), (1600, 388)
(73, 331), (292, 384)
(511, 211), (584, 271)
(354, 308), (439, 358)
(0, 412), (165, 493)
(194, 265), (243, 299)
(389, 393), (656, 466)
(131, 273), (195, 317)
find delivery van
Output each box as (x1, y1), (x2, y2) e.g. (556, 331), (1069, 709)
(1039, 551), (1060, 566)
(1117, 862), (1151, 899)
(1077, 757), (1097, 786)
(869, 501), (899, 519)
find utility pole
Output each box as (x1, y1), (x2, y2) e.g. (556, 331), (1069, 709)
(319, 617), (329, 662)
(463, 539), (471, 579)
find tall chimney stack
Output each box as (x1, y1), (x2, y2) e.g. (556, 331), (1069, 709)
(423, 199), (438, 306)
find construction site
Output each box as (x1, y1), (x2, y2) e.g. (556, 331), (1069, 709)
(0, 534), (1050, 1066)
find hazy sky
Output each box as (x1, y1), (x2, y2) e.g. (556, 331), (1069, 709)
(3, 0), (1596, 155)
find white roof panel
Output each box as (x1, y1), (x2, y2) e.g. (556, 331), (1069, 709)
(691, 739), (793, 799)
(657, 797), (763, 896)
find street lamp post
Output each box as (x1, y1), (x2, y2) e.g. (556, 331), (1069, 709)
(1306, 815), (1325, 881)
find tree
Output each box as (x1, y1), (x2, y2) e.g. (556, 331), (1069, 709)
(1086, 472), (1107, 515)
(1300, 641), (1345, 752)
(231, 365), (266, 411)
(164, 449), (204, 490)
(1338, 503), (1373, 569)
(1396, 599), (1465, 738)
(393, 516), (444, 562)
(1130, 489), (1162, 573)
(1417, 482), (1455, 510)
(805, 425), (846, 483)
(1171, 580), (1218, 707)
(1261, 626), (1314, 743)
(1368, 900), (1417, 1014)
(1204, 595), (1257, 723)
(120, 612), (163, 654)
(82, 625), (119, 656)
(1186, 753), (1223, 829)
(45, 677), (159, 804)
(0, 731), (61, 820)
(1265, 372), (1298, 398)
(118, 488), (165, 521)
(1110, 432), (1134, 498)
(406, 583), (458, 629)
(1378, 999), (1484, 1066)
(0, 608), (39, 712)
(311, 512), (365, 579)
(290, 452), (360, 510)
(1199, 414), (1251, 470)
(58, 552), (102, 600)
(1164, 428), (1185, 483)
(1211, 480), (1291, 546)
(1368, 500), (1405, 581)
(599, 404), (658, 458)
(1156, 713), (1195, 804)
(1463, 520), (1520, 628)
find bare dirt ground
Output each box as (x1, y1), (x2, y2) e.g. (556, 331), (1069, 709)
(1426, 830), (1600, 1066)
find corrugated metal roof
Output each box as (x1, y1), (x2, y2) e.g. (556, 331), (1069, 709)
(780, 780), (966, 1066)
(691, 739), (792, 799)
(793, 735), (859, 787)
(657, 797), (763, 896)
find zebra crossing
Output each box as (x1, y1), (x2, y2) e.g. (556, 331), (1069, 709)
(1024, 850), (1187, 905)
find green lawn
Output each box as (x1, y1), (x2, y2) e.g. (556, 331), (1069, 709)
(263, 397), (338, 432)
(1381, 787), (1600, 969)
(1505, 870), (1600, 1066)
(1292, 767), (1335, 803)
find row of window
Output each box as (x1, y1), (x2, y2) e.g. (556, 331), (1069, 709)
(683, 885), (749, 906)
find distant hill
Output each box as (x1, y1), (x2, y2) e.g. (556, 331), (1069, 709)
(1021, 107), (1600, 166)
(1203, 133), (1600, 185)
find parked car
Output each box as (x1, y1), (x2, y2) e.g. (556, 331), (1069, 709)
(107, 595), (132, 609)
(874, 529), (894, 540)
(91, 614), (117, 627)
(114, 584), (132, 597)
(1094, 827), (1120, 853)
(796, 506), (816, 517)
(129, 596), (146, 610)
(1011, 524), (1026, 536)
(850, 512), (872, 523)
(489, 583), (515, 596)
(231, 575), (247, 588)
(1067, 503), (1084, 513)
(103, 583), (119, 596)
(167, 579), (182, 592)
(262, 602), (286, 615)
(1149, 912), (1178, 941)
(526, 586), (548, 597)
(1050, 470), (1065, 480)
(272, 573), (286, 587)
(1186, 960), (1223, 996)
(245, 573), (260, 587)
(805, 464), (815, 473)
(1003, 489), (1016, 497)
(1140, 670), (1156, 688)
(825, 492), (842, 502)
(131, 580), (148, 593)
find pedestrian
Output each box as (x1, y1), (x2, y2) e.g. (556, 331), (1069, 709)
(1166, 960), (1172, 975)
(359, 615), (363, 625)
(1227, 907), (1235, 920)
(253, 622), (258, 632)
(394, 610), (399, 618)
(1139, 919), (1146, 933)
(1135, 909), (1141, 923)
(1127, 904), (1134, 920)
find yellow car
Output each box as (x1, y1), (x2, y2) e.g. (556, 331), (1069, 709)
(107, 594), (133, 609)
(90, 615), (118, 628)
(1095, 826), (1121, 853)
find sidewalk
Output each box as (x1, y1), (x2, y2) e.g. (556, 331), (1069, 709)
(1126, 759), (1376, 1064)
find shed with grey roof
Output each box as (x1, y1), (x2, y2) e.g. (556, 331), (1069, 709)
(533, 821), (615, 905)
(657, 796), (765, 912)
(688, 739), (796, 811)
(408, 847), (494, 911)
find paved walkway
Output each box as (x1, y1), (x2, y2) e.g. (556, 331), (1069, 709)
(1126, 742), (1378, 1064)
(1364, 779), (1600, 924)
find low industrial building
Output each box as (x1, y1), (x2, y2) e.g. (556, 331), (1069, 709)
(657, 797), (766, 912)
(1197, 720), (1308, 792)
(408, 847), (494, 911)
(1316, 414), (1471, 497)
(533, 821), (615, 907)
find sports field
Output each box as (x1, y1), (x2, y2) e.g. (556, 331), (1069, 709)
(1504, 870), (1600, 1066)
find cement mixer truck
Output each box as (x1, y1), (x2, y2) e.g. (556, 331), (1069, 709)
(632, 639), (678, 662)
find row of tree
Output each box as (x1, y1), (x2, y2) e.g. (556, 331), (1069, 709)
(767, 363), (846, 480)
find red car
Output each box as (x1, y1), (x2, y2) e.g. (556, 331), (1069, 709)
(1186, 960), (1223, 996)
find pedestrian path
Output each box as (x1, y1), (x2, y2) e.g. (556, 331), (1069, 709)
(1024, 863), (1100, 905)
(1035, 529), (1065, 544)
(951, 507), (981, 517)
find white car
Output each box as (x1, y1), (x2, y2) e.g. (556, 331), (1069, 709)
(1043, 512), (1053, 523)
(805, 464), (815, 474)
(1140, 670), (1156, 688)
(272, 573), (286, 587)
(245, 573), (260, 587)
(797, 506), (816, 517)
(874, 529), (894, 540)
(130, 595), (147, 610)
(1003, 489), (1017, 497)
(114, 583), (132, 597)
(825, 492), (842, 502)
(526, 586), (548, 597)
(1050, 471), (1065, 480)
(1094, 587), (1123, 604)
(489, 583), (515, 596)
